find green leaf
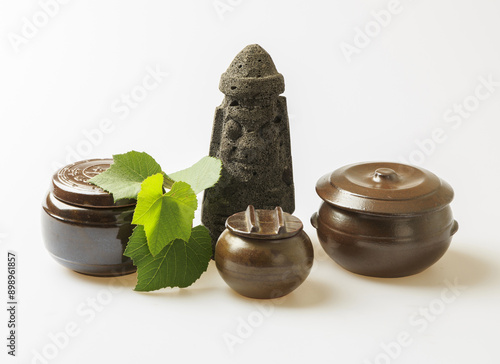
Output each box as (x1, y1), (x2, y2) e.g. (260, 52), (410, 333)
(89, 151), (162, 201)
(132, 174), (197, 256)
(168, 156), (222, 194)
(124, 225), (212, 291)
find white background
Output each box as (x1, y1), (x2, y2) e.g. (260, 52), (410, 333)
(1, 1), (500, 363)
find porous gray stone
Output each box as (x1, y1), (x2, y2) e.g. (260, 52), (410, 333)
(202, 44), (295, 250)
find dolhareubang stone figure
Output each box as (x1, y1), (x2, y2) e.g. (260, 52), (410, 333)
(202, 44), (295, 248)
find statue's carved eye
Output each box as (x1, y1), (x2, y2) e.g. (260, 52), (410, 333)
(225, 119), (242, 141)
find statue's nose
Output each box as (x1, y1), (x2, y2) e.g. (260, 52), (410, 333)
(236, 132), (263, 163)
(237, 147), (260, 163)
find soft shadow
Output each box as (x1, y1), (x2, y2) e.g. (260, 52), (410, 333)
(138, 286), (223, 299)
(278, 279), (334, 308)
(66, 269), (138, 288)
(359, 249), (495, 288)
(225, 279), (333, 309)
(118, 261), (224, 298)
(66, 260), (223, 294)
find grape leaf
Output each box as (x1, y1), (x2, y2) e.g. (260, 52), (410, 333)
(124, 225), (212, 291)
(132, 174), (197, 256)
(89, 151), (162, 201)
(168, 156), (222, 194)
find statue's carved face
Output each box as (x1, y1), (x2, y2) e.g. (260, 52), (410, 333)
(220, 103), (283, 182)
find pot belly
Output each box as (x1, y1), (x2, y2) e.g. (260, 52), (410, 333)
(314, 203), (456, 277)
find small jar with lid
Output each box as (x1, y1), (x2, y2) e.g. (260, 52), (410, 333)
(215, 206), (314, 299)
(311, 162), (459, 278)
(41, 159), (136, 277)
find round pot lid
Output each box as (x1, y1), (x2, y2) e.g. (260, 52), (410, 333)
(226, 205), (303, 239)
(315, 162), (454, 215)
(51, 159), (135, 208)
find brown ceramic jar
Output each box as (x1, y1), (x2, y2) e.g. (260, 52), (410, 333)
(311, 162), (458, 278)
(215, 206), (314, 299)
(42, 159), (136, 277)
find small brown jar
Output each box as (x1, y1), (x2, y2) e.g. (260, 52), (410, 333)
(215, 206), (314, 299)
(311, 162), (458, 278)
(41, 159), (136, 277)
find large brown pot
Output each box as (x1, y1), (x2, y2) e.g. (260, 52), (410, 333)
(311, 162), (458, 278)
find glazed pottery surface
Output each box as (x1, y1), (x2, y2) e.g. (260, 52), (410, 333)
(312, 162), (458, 278)
(215, 206), (313, 299)
(42, 159), (136, 277)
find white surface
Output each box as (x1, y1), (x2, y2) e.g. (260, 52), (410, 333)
(1, 1), (500, 363)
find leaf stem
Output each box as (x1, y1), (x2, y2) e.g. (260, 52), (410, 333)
(162, 172), (175, 190)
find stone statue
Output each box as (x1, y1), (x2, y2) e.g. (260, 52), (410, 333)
(202, 44), (295, 249)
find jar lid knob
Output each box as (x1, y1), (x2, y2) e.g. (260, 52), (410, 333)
(245, 205), (259, 233)
(245, 205), (287, 235)
(373, 167), (400, 182)
(227, 205), (302, 239)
